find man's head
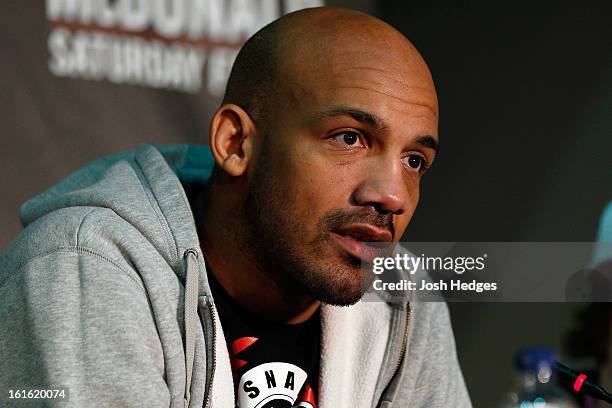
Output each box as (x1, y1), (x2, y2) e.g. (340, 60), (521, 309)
(206, 7), (438, 306)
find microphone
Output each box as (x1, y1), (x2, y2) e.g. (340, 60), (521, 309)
(555, 361), (612, 404)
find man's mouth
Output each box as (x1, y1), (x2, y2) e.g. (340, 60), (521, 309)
(331, 224), (393, 263)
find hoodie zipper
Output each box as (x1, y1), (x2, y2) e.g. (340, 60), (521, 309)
(389, 304), (411, 384)
(203, 298), (217, 408)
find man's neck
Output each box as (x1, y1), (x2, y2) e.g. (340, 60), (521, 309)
(194, 186), (320, 324)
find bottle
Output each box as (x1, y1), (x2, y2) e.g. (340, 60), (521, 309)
(498, 348), (578, 408)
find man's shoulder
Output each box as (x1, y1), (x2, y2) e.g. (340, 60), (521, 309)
(1, 206), (140, 287)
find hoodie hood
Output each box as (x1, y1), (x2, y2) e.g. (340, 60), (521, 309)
(20, 143), (214, 280)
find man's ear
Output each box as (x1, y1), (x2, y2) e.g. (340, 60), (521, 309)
(209, 104), (256, 177)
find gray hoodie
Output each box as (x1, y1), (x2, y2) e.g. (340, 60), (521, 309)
(0, 144), (471, 407)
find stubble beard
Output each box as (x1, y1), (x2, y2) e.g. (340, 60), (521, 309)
(242, 150), (365, 307)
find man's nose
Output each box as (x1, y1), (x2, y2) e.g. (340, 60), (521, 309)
(352, 159), (412, 215)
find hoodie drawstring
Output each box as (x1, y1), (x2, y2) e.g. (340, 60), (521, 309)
(183, 248), (199, 408)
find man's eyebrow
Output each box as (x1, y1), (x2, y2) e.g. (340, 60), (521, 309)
(416, 135), (439, 154)
(308, 106), (389, 132)
(309, 105), (439, 153)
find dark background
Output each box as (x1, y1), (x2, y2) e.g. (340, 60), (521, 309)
(381, 1), (612, 243)
(1, 1), (611, 406)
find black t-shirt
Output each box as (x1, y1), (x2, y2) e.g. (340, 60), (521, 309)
(208, 271), (320, 408)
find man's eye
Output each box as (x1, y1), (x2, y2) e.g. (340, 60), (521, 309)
(331, 131), (366, 149)
(402, 154), (427, 172)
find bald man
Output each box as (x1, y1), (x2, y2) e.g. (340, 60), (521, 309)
(0, 7), (471, 408)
